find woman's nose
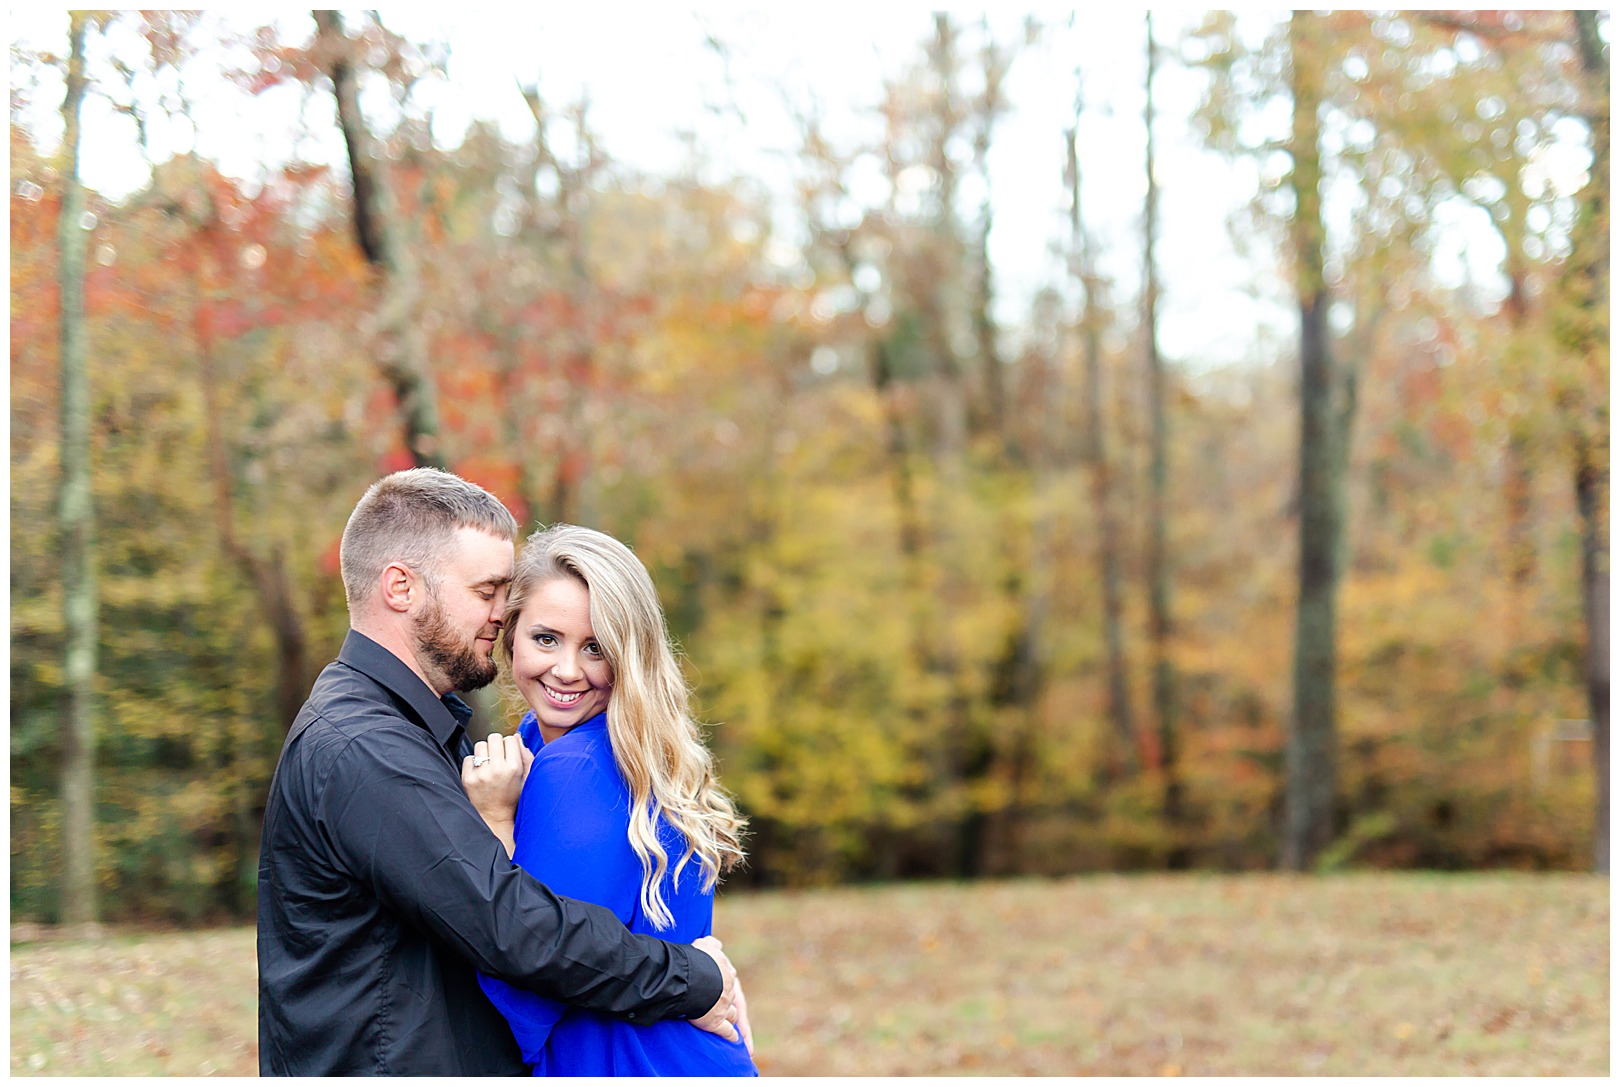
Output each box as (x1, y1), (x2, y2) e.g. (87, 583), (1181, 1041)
(551, 650), (581, 681)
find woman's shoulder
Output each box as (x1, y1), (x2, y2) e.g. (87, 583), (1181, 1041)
(513, 720), (631, 854)
(530, 718), (623, 793)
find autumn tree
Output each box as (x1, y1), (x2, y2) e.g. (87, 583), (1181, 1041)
(1560, 9), (1608, 874)
(1141, 13), (1184, 859)
(514, 87), (612, 524)
(55, 9), (98, 927)
(1277, 11), (1344, 870)
(1193, 11), (1351, 869)
(964, 18), (1026, 446)
(1067, 88), (1137, 783)
(1333, 10), (1608, 872)
(309, 10), (445, 469)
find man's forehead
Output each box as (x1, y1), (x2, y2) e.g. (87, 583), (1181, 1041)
(446, 526), (516, 579)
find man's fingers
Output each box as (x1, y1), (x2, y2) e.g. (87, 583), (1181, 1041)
(691, 936), (737, 1003)
(688, 936), (743, 1044)
(690, 1006), (739, 1044)
(734, 980), (753, 1055)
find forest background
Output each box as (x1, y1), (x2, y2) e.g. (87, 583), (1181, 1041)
(9, 8), (1609, 926)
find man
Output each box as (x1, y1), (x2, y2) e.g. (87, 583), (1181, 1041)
(258, 468), (745, 1075)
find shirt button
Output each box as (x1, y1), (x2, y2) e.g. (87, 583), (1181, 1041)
(627, 1012), (637, 1019)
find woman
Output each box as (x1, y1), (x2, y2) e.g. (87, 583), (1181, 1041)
(474, 524), (756, 1076)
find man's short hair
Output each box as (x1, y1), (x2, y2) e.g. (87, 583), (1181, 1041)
(340, 468), (519, 609)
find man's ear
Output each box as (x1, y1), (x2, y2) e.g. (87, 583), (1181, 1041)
(378, 562), (417, 614)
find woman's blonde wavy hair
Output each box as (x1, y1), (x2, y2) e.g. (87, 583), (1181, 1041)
(497, 524), (746, 929)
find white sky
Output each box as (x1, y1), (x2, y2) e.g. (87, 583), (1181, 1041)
(11, 6), (1534, 368)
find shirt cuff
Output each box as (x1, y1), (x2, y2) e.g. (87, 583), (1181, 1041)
(673, 941), (725, 1020)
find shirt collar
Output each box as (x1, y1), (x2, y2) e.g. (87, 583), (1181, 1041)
(338, 629), (472, 746)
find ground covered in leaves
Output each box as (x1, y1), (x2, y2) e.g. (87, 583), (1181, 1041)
(10, 872), (1607, 1076)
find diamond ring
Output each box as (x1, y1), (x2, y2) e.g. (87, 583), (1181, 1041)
(471, 754), (490, 767)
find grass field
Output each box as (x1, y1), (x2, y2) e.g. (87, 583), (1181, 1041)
(10, 872), (1609, 1076)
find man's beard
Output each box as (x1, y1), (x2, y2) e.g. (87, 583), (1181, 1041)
(412, 589), (498, 694)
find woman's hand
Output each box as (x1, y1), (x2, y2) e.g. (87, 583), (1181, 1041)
(460, 732), (533, 856)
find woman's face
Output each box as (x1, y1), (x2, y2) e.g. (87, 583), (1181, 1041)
(511, 576), (614, 743)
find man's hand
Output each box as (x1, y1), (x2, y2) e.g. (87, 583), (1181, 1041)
(460, 732), (533, 855)
(687, 935), (742, 1045)
(732, 975), (753, 1055)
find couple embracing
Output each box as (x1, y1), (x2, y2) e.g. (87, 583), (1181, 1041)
(257, 468), (757, 1076)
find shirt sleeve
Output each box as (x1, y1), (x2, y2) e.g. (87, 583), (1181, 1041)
(476, 972), (565, 1064)
(313, 722), (721, 1022)
(478, 742), (646, 1057)
(517, 709), (543, 755)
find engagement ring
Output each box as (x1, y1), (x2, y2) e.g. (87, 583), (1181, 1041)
(472, 754), (490, 766)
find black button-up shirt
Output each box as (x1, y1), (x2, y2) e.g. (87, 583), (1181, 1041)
(257, 630), (721, 1076)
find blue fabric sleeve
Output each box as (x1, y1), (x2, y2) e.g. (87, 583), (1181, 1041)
(517, 709), (543, 756)
(477, 971), (566, 1063)
(479, 735), (647, 1060)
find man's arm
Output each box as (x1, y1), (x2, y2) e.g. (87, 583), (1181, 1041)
(318, 724), (726, 1024)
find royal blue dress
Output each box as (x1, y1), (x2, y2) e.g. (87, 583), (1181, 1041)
(478, 711), (757, 1076)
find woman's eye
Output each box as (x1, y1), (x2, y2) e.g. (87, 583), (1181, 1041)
(534, 633), (556, 647)
(585, 642), (602, 657)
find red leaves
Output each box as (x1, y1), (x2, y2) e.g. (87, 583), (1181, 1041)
(227, 26), (322, 96)
(317, 537), (342, 577)
(376, 448), (416, 475)
(454, 456), (529, 526)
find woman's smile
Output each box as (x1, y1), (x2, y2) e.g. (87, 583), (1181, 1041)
(542, 682), (588, 707)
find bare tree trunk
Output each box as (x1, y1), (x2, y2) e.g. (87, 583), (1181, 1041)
(516, 86), (599, 525)
(1501, 270), (1537, 616)
(1282, 12), (1340, 871)
(493, 83), (556, 527)
(922, 13), (969, 457)
(1068, 108), (1137, 780)
(56, 11), (98, 928)
(971, 199), (1004, 443)
(969, 27), (1010, 446)
(312, 9), (444, 469)
(551, 105), (601, 526)
(1142, 14), (1184, 863)
(1576, 456), (1609, 874)
(1568, 9), (1609, 875)
(984, 338), (1060, 873)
